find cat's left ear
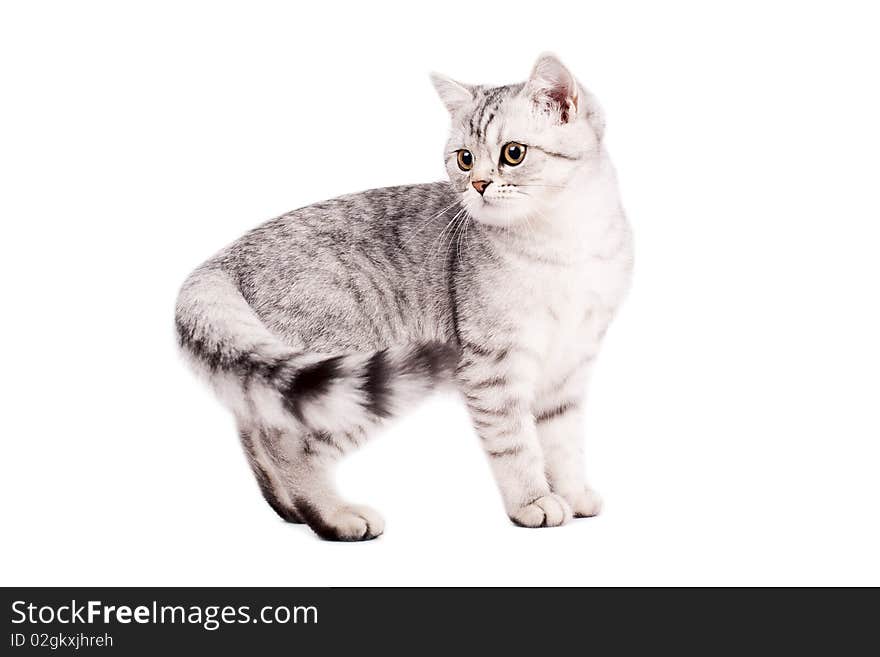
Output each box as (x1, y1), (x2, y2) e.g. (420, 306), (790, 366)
(430, 73), (474, 115)
(526, 53), (605, 137)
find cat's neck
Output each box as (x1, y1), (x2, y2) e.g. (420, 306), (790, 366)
(484, 151), (623, 257)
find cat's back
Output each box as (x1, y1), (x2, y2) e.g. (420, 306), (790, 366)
(208, 181), (459, 349)
(217, 181), (456, 268)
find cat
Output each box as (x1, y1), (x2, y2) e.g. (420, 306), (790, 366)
(175, 53), (633, 541)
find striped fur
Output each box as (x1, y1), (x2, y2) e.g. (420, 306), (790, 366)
(176, 271), (458, 435)
(176, 54), (632, 540)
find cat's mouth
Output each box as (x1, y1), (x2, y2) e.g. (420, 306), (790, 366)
(477, 193), (518, 207)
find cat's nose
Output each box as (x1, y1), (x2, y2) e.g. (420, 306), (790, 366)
(472, 180), (491, 195)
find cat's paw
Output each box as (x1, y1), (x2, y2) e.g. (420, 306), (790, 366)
(509, 494), (573, 528)
(563, 487), (603, 518)
(303, 503), (385, 541)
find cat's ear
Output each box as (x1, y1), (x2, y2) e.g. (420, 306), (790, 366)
(430, 73), (474, 114)
(526, 53), (582, 125)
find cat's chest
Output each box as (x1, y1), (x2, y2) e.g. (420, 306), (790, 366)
(510, 225), (632, 364)
(531, 261), (618, 341)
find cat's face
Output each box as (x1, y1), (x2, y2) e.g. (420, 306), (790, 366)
(432, 54), (605, 228)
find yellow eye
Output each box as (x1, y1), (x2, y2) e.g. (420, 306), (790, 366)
(501, 142), (527, 166)
(456, 149), (474, 171)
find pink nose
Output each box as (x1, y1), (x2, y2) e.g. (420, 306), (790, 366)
(472, 180), (491, 195)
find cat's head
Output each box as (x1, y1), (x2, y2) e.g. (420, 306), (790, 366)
(431, 53), (604, 227)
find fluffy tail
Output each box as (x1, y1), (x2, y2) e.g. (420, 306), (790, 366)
(175, 266), (459, 432)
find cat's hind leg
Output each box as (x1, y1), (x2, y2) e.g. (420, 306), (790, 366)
(277, 427), (385, 541)
(238, 425), (303, 524)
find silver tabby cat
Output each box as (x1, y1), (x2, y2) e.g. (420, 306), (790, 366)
(176, 54), (633, 540)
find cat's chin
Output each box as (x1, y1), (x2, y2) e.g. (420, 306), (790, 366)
(465, 200), (532, 228)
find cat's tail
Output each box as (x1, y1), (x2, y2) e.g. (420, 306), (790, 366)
(175, 266), (459, 432)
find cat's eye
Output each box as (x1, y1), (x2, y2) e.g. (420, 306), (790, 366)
(456, 149), (474, 171)
(501, 142), (527, 166)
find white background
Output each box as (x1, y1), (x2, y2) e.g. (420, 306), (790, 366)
(2, 1), (878, 586)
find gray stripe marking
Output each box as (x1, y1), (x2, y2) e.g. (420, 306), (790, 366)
(533, 146), (582, 161)
(488, 445), (524, 458)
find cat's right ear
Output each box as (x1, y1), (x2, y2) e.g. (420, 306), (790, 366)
(430, 73), (474, 114)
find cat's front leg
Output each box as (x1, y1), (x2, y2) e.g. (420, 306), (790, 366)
(534, 401), (602, 517)
(473, 401), (573, 527)
(458, 344), (572, 528)
(533, 353), (602, 518)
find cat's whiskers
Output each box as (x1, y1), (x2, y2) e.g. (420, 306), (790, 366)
(462, 209), (474, 259)
(454, 209), (472, 262)
(434, 206), (467, 256)
(445, 207), (469, 263)
(414, 205), (467, 279)
(401, 199), (461, 249)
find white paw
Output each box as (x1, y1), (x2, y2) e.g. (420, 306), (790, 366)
(345, 504), (386, 538)
(565, 487), (603, 518)
(509, 493), (573, 528)
(308, 504), (385, 541)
